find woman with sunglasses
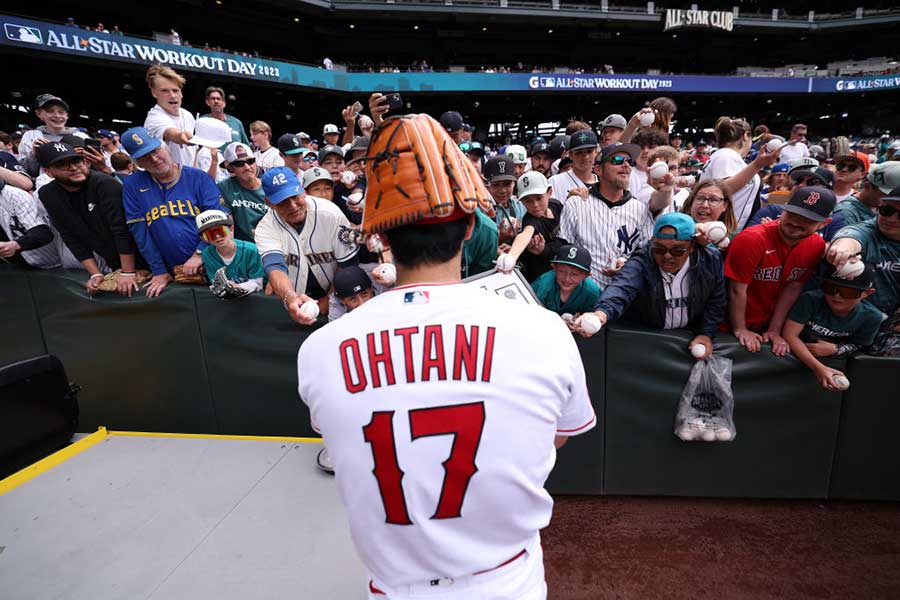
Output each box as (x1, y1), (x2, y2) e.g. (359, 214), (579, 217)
(217, 142), (266, 243)
(578, 212), (726, 360)
(680, 179), (736, 251)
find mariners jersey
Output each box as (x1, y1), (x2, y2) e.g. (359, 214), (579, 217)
(122, 165), (225, 275)
(559, 191), (655, 287)
(254, 195), (358, 294)
(298, 283), (595, 588)
(834, 220), (900, 314)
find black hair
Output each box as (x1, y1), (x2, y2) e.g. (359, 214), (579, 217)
(382, 218), (469, 269)
(632, 128), (669, 148)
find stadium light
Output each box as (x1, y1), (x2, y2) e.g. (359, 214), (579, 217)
(414, 25), (419, 30)
(482, 27), (487, 31)
(294, 17), (300, 22)
(350, 24), (355, 29)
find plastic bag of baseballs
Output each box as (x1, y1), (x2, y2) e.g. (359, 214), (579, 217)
(674, 354), (736, 442)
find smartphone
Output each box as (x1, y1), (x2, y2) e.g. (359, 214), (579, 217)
(385, 93), (403, 111)
(351, 100), (363, 116)
(84, 138), (102, 150)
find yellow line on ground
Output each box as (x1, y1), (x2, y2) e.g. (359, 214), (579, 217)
(0, 427), (109, 495)
(107, 430), (322, 443)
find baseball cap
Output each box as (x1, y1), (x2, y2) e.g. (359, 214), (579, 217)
(530, 141), (552, 157)
(822, 262), (874, 291)
(653, 212), (696, 241)
(97, 129), (114, 139)
(277, 133), (306, 155)
(599, 142), (641, 163)
(866, 161), (900, 194)
(439, 111), (464, 133)
(788, 157), (820, 173)
(791, 166), (834, 189)
(549, 135), (569, 159)
(696, 139), (709, 147)
(302, 166), (333, 189)
(323, 124), (340, 135)
(883, 184), (900, 202)
(297, 131), (310, 141)
(670, 132), (683, 140)
(516, 171), (550, 199)
(462, 141), (485, 157)
(808, 144), (826, 160)
(35, 141), (80, 168)
(771, 162), (790, 174)
(569, 129), (599, 152)
(191, 117), (232, 148)
(483, 156), (516, 182)
(333, 266), (373, 298)
(195, 209), (232, 233)
(505, 144), (527, 164)
(34, 93), (68, 111)
(262, 166), (304, 205)
(781, 186), (837, 222)
(346, 136), (370, 164)
(318, 144), (344, 163)
(121, 127), (162, 159)
(599, 114), (627, 130)
(551, 245), (591, 273)
(221, 142), (254, 168)
(59, 133), (85, 148)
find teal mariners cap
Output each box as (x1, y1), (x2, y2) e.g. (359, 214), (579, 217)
(654, 212), (696, 241)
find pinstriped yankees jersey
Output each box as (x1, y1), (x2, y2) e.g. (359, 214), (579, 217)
(558, 191), (655, 287)
(0, 184), (62, 268)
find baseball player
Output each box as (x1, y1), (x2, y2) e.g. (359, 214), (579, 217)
(297, 114), (595, 599)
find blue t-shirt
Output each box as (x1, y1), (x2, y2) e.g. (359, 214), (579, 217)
(531, 270), (601, 314)
(788, 289), (884, 346)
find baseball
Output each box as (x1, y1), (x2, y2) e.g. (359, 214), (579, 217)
(374, 263), (397, 285)
(835, 259), (865, 279)
(832, 374), (850, 391)
(766, 139), (785, 153)
(648, 161), (668, 180)
(715, 428), (734, 442)
(300, 300), (320, 319)
(639, 111), (655, 127)
(700, 428), (717, 442)
(615, 257), (627, 269)
(702, 221), (728, 244)
(340, 170), (357, 186)
(691, 344), (707, 359)
(496, 253), (516, 272)
(676, 425), (695, 441)
(578, 313), (603, 336)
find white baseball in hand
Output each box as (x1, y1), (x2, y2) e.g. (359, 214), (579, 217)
(374, 263), (396, 285)
(702, 221), (728, 244)
(832, 374), (850, 391)
(340, 170), (357, 186)
(835, 259), (865, 279)
(578, 313), (603, 336)
(648, 161), (668, 180)
(766, 139), (785, 153)
(496, 253), (516, 273)
(691, 344), (707, 358)
(367, 234), (385, 254)
(639, 111), (655, 127)
(300, 300), (320, 319)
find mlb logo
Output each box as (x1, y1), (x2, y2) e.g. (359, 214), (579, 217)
(403, 291), (430, 305)
(540, 77), (556, 88)
(5, 24), (43, 45)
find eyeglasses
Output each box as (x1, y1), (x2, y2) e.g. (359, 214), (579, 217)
(606, 155), (636, 167)
(230, 158), (255, 168)
(822, 283), (863, 299)
(651, 244), (690, 257)
(200, 226), (229, 242)
(53, 158), (85, 170)
(878, 204), (900, 218)
(836, 162), (859, 173)
(302, 154), (317, 163)
(693, 194), (725, 207)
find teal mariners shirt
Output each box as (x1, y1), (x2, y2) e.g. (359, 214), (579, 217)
(531, 270), (602, 314)
(202, 239), (265, 284)
(833, 197), (876, 227)
(217, 177), (267, 243)
(834, 220), (900, 313)
(788, 290), (885, 346)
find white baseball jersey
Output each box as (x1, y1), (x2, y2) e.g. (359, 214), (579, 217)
(144, 104), (197, 167)
(548, 170), (596, 205)
(0, 184), (62, 268)
(559, 191), (655, 287)
(254, 195), (358, 293)
(298, 283), (595, 590)
(254, 146), (285, 172)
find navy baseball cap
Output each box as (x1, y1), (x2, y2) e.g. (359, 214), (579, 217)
(121, 127), (161, 159)
(551, 245), (591, 273)
(440, 111), (464, 133)
(334, 266), (373, 298)
(781, 186), (836, 222)
(822, 262), (874, 291)
(549, 135), (569, 158)
(262, 166), (304, 205)
(569, 129), (598, 152)
(35, 141), (80, 167)
(654, 212), (696, 241)
(792, 166), (834, 189)
(530, 141), (552, 157)
(278, 133), (306, 155)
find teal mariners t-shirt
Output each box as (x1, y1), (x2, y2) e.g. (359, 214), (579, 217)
(788, 289), (884, 346)
(531, 270), (602, 315)
(833, 197), (876, 227)
(202, 239), (265, 284)
(217, 177), (267, 243)
(834, 220), (900, 313)
(462, 209), (500, 278)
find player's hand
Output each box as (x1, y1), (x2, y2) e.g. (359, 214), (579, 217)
(763, 331), (789, 356)
(527, 233), (545, 255)
(114, 272), (139, 297)
(567, 187), (589, 200)
(144, 273), (173, 297)
(284, 291), (317, 326)
(574, 311), (607, 338)
(815, 366), (845, 391)
(85, 273), (103, 295)
(342, 105), (356, 125)
(688, 335), (713, 360)
(806, 340), (838, 358)
(734, 328), (763, 352)
(182, 253), (204, 276)
(369, 93), (390, 125)
(0, 240), (20, 258)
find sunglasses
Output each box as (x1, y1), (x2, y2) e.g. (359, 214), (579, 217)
(230, 158), (255, 168)
(302, 154), (317, 163)
(878, 204), (900, 218)
(822, 283), (863, 299)
(836, 162), (859, 172)
(797, 177), (821, 187)
(200, 225), (229, 242)
(606, 155), (636, 167)
(651, 244), (690, 257)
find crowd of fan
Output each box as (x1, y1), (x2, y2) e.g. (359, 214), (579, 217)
(2, 65), (899, 388)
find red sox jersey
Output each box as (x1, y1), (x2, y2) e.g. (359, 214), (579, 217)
(297, 282), (595, 589)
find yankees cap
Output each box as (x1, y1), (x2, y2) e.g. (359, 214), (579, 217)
(483, 156), (517, 182)
(516, 171), (550, 199)
(821, 262), (874, 291)
(781, 186), (836, 222)
(262, 166), (305, 205)
(551, 245), (592, 273)
(195, 209), (233, 233)
(569, 129), (599, 152)
(277, 133), (306, 155)
(35, 141), (80, 167)
(333, 266), (373, 298)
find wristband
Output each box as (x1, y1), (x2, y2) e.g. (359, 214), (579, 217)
(283, 291), (298, 309)
(120, 272), (136, 276)
(89, 273), (104, 281)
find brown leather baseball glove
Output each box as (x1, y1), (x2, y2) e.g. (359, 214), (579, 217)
(362, 113), (493, 234)
(95, 269), (152, 292)
(173, 264), (208, 285)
